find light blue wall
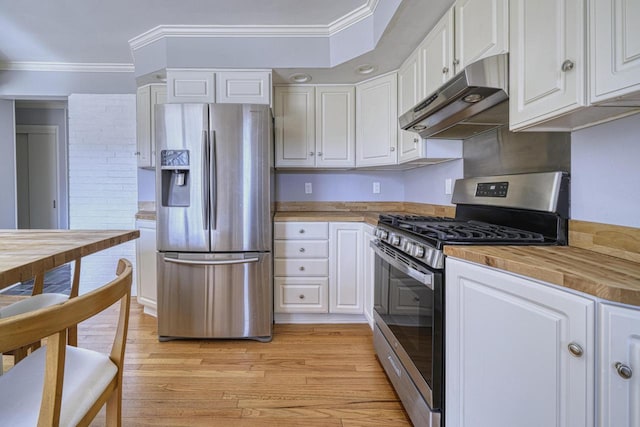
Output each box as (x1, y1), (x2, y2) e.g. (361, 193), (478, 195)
(0, 99), (16, 228)
(403, 159), (463, 205)
(571, 113), (640, 227)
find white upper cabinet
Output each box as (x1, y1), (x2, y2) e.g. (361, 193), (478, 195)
(356, 73), (398, 167)
(398, 52), (423, 163)
(418, 7), (455, 99)
(274, 86), (316, 168)
(590, 0), (640, 105)
(454, 0), (509, 71)
(274, 85), (355, 168)
(509, 0), (586, 130)
(215, 71), (271, 105)
(599, 303), (640, 427)
(166, 69), (271, 104)
(315, 86), (356, 168)
(136, 84), (166, 168)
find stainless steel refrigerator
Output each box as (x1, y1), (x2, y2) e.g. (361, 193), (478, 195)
(155, 103), (273, 342)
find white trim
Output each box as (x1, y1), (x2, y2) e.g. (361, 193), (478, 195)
(128, 0), (379, 51)
(0, 62), (134, 73)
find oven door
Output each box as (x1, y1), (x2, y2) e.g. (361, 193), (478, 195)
(371, 240), (444, 412)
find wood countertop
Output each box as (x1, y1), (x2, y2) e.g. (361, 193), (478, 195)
(0, 229), (139, 289)
(274, 211), (386, 226)
(444, 245), (640, 306)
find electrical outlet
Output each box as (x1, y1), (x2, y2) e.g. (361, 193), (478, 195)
(445, 178), (453, 195)
(373, 182), (380, 194)
(305, 182), (312, 194)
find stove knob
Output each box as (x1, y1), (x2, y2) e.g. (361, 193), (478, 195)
(414, 245), (426, 258)
(404, 241), (414, 253)
(391, 236), (401, 246)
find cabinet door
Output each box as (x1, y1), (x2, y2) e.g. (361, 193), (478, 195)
(166, 70), (215, 103)
(136, 85), (152, 168)
(215, 71), (271, 105)
(362, 225), (376, 328)
(590, 0), (640, 104)
(355, 74), (398, 167)
(599, 304), (640, 427)
(397, 53), (423, 163)
(329, 223), (363, 314)
(446, 258), (595, 427)
(315, 86), (356, 168)
(419, 7), (454, 98)
(455, 0), (509, 70)
(149, 85), (166, 168)
(509, 0), (586, 130)
(274, 86), (316, 167)
(135, 219), (157, 316)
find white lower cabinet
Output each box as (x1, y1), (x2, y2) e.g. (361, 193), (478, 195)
(446, 258), (595, 427)
(599, 303), (640, 427)
(274, 221), (365, 321)
(135, 219), (157, 316)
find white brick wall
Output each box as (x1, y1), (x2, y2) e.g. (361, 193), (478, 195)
(68, 94), (138, 293)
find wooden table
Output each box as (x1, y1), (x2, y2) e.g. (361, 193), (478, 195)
(0, 229), (140, 291)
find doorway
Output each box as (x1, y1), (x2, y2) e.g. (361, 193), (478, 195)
(15, 125), (60, 229)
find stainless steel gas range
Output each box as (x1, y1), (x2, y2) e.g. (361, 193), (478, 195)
(371, 172), (570, 426)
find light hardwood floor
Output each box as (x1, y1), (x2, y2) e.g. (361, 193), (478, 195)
(3, 298), (412, 426)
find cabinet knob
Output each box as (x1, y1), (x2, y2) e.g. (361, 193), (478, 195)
(453, 59), (460, 66)
(299, 266), (305, 271)
(442, 66), (449, 74)
(413, 297), (420, 302)
(318, 152), (323, 156)
(299, 294), (305, 300)
(568, 342), (584, 358)
(390, 147), (396, 152)
(135, 151), (141, 156)
(561, 60), (575, 72)
(299, 247), (305, 253)
(413, 138), (419, 143)
(299, 229), (305, 234)
(615, 362), (633, 380)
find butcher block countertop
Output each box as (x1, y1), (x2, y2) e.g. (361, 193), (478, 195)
(274, 211), (384, 226)
(444, 245), (640, 306)
(0, 229), (139, 288)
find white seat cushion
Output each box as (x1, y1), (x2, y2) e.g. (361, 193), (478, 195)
(0, 293), (68, 318)
(0, 345), (118, 426)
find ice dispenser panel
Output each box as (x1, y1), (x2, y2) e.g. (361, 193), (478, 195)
(161, 150), (190, 207)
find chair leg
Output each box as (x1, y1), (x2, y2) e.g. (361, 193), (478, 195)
(105, 383), (122, 427)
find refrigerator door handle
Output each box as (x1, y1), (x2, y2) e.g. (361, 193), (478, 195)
(202, 130), (210, 230)
(164, 257), (260, 266)
(210, 130), (217, 230)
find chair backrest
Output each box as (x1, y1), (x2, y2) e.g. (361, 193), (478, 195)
(0, 258), (132, 425)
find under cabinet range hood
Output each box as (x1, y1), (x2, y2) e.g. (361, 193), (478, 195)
(399, 53), (509, 139)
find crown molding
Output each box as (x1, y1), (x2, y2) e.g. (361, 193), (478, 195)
(0, 61), (134, 73)
(129, 0), (379, 51)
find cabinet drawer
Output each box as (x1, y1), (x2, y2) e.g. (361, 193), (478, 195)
(274, 259), (328, 277)
(274, 240), (329, 258)
(274, 222), (329, 240)
(274, 277), (328, 313)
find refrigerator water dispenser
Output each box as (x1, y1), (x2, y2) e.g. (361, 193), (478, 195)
(160, 150), (190, 207)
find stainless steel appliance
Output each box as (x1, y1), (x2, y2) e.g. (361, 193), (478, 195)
(371, 171), (569, 427)
(155, 103), (273, 342)
(399, 53), (509, 140)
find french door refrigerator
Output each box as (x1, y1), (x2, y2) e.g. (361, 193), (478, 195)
(155, 103), (273, 342)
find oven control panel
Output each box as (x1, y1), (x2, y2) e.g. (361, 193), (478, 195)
(475, 181), (508, 197)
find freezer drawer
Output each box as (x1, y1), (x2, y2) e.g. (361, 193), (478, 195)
(157, 252), (272, 341)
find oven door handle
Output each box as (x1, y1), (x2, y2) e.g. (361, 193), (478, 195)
(370, 241), (434, 290)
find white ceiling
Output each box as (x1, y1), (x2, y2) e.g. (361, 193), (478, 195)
(0, 0), (454, 84)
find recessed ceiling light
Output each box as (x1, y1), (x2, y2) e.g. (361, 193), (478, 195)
(289, 73), (312, 83)
(356, 64), (377, 75)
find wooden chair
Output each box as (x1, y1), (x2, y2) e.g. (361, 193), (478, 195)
(0, 258), (132, 426)
(0, 258), (83, 366)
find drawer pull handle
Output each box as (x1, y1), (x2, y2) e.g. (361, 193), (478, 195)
(568, 342), (584, 358)
(299, 294), (305, 300)
(299, 247), (305, 253)
(387, 355), (401, 377)
(413, 297), (420, 302)
(299, 266), (305, 271)
(299, 229), (305, 234)
(615, 362), (633, 380)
